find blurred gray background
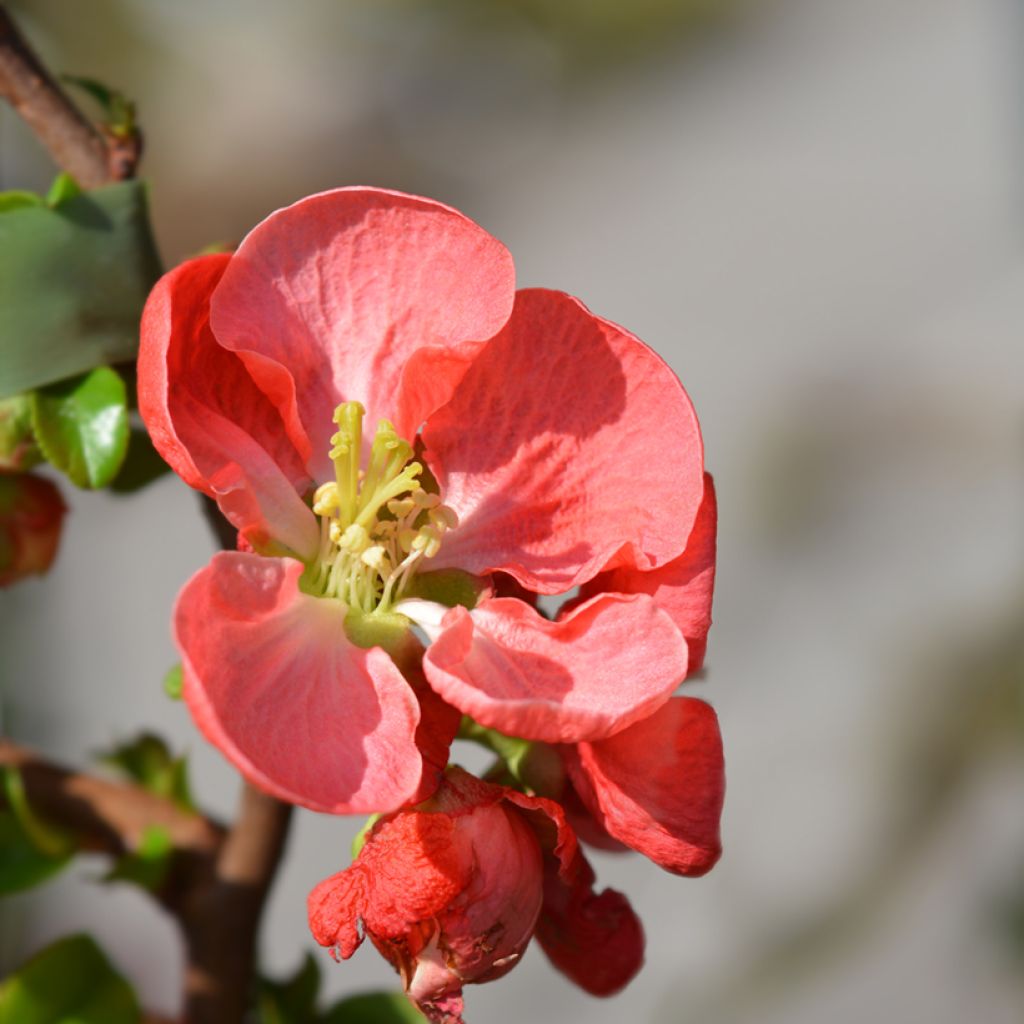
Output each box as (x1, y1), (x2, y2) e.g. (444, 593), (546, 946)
(2, 0), (1024, 1021)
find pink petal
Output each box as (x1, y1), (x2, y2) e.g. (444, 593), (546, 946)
(582, 473), (717, 673)
(138, 254), (317, 559)
(207, 188), (516, 480)
(423, 288), (704, 593)
(422, 594), (687, 743)
(175, 552), (424, 814)
(535, 846), (644, 997)
(564, 697), (725, 876)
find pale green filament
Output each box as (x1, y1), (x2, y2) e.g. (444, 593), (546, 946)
(306, 402), (457, 614)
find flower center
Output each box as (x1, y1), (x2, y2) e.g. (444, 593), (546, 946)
(303, 402), (457, 614)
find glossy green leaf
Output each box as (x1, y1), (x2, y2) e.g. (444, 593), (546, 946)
(0, 934), (140, 1024)
(103, 825), (172, 891)
(62, 76), (136, 137)
(30, 367), (129, 488)
(0, 179), (161, 398)
(96, 732), (194, 812)
(323, 992), (425, 1024)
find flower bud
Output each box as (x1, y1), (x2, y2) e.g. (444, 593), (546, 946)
(0, 472), (66, 587)
(309, 768), (550, 1023)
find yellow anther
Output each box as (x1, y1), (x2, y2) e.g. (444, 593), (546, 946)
(387, 497), (417, 518)
(429, 505), (458, 531)
(339, 523), (370, 552)
(412, 490), (440, 509)
(398, 527), (419, 554)
(360, 545), (389, 570)
(312, 482), (339, 516)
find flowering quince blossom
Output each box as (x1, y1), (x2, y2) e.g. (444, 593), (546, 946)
(309, 767), (643, 1023)
(138, 185), (726, 1012)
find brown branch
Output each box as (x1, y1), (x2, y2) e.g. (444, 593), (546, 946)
(180, 784), (293, 1024)
(0, 5), (138, 185)
(0, 738), (222, 857)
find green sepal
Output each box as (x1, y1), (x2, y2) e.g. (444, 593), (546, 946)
(351, 814), (381, 859)
(163, 663), (184, 701)
(30, 366), (129, 488)
(0, 179), (162, 398)
(0, 933), (141, 1024)
(0, 394), (43, 471)
(406, 568), (489, 610)
(102, 824), (172, 892)
(322, 992), (426, 1023)
(256, 953), (322, 1024)
(457, 719), (565, 797)
(96, 733), (194, 812)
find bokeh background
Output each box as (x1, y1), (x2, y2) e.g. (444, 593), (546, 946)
(2, 0), (1024, 1021)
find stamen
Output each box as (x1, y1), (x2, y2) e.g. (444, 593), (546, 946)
(306, 403), (458, 613)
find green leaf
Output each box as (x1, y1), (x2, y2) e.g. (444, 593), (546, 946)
(46, 173), (82, 207)
(0, 934), (140, 1024)
(257, 953), (322, 1024)
(62, 76), (136, 138)
(109, 427), (171, 493)
(2, 766), (75, 860)
(30, 367), (129, 489)
(0, 810), (70, 895)
(96, 733), (194, 812)
(162, 663), (184, 701)
(103, 825), (172, 892)
(0, 179), (162, 398)
(322, 992), (426, 1024)
(0, 190), (43, 213)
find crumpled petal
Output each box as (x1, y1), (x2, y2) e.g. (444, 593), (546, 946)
(138, 253), (318, 559)
(175, 552), (425, 814)
(564, 697), (725, 876)
(424, 288), (704, 593)
(421, 594), (687, 743)
(208, 188), (516, 481)
(535, 845), (644, 997)
(581, 473), (717, 673)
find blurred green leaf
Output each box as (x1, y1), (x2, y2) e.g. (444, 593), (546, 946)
(62, 76), (136, 138)
(103, 825), (172, 892)
(30, 367), (129, 489)
(162, 663), (184, 701)
(109, 427), (171, 493)
(2, 766), (74, 860)
(0, 190), (43, 213)
(257, 953), (322, 1024)
(322, 992), (425, 1024)
(96, 733), (193, 812)
(0, 179), (161, 398)
(0, 934), (140, 1024)
(45, 173), (82, 207)
(0, 810), (70, 895)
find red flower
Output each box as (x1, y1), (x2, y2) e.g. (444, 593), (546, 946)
(138, 187), (710, 814)
(0, 472), (65, 587)
(308, 768), (642, 1023)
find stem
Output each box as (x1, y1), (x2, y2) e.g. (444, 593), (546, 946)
(0, 5), (138, 185)
(180, 784), (293, 1024)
